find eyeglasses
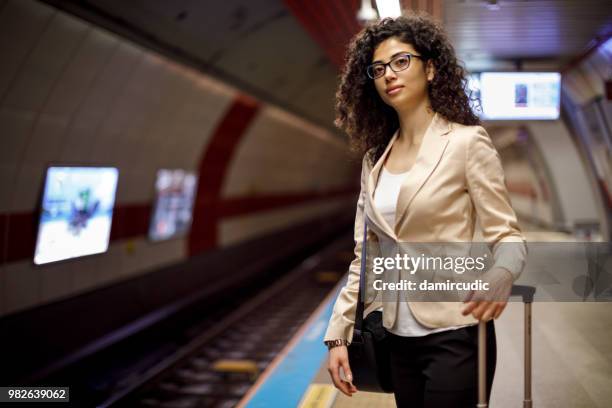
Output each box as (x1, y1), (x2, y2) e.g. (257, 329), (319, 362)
(366, 53), (424, 79)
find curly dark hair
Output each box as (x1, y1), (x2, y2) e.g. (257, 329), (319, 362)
(335, 12), (480, 165)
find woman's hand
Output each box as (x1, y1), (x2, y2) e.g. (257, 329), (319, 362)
(461, 267), (513, 321)
(327, 346), (358, 397)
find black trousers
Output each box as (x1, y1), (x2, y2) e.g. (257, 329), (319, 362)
(385, 320), (496, 408)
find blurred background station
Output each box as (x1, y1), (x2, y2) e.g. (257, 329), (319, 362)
(0, 0), (611, 407)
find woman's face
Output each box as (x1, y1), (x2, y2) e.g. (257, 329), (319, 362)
(370, 37), (434, 110)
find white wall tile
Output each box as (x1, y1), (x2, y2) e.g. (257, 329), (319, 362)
(95, 239), (124, 286)
(39, 260), (73, 305)
(0, 0), (54, 98)
(0, 164), (20, 213)
(10, 162), (45, 212)
(44, 28), (117, 119)
(119, 236), (149, 278)
(0, 106), (36, 167)
(3, 12), (89, 111)
(223, 109), (352, 197)
(21, 112), (69, 165)
(70, 252), (101, 295)
(130, 168), (156, 202)
(78, 40), (141, 123)
(114, 167), (132, 203)
(3, 260), (40, 316)
(58, 115), (98, 163)
(219, 197), (354, 246)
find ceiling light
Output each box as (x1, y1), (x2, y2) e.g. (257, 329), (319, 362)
(375, 0), (402, 18)
(357, 0), (379, 23)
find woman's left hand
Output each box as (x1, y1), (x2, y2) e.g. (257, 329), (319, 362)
(461, 267), (513, 321)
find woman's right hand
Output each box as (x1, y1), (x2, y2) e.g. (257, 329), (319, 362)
(327, 346), (358, 397)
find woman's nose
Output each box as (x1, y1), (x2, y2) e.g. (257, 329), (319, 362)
(384, 68), (397, 81)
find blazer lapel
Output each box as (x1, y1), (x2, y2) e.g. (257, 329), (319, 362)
(366, 129), (399, 238)
(365, 113), (452, 239)
(394, 113), (451, 235)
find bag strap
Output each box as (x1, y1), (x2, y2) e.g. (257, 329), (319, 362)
(354, 218), (367, 333)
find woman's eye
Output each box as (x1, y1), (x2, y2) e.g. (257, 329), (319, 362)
(393, 57), (409, 67)
(373, 66), (385, 75)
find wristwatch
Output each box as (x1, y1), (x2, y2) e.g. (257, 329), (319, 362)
(324, 339), (349, 350)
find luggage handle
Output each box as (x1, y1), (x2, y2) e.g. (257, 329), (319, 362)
(478, 284), (535, 408)
(511, 284), (536, 303)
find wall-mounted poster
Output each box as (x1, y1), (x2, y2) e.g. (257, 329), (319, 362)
(149, 169), (198, 241)
(34, 167), (119, 265)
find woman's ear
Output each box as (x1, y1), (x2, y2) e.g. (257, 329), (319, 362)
(426, 59), (435, 82)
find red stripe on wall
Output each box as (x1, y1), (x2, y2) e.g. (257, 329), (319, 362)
(0, 214), (7, 263)
(188, 95), (261, 256)
(1, 205), (152, 264)
(0, 187), (356, 265)
(2, 212), (36, 264)
(109, 204), (152, 241)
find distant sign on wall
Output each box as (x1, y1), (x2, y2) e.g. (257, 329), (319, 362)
(149, 169), (198, 241)
(34, 167), (119, 265)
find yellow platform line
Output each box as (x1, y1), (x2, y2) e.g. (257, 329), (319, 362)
(298, 384), (338, 408)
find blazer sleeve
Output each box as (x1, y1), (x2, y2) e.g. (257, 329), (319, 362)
(323, 154), (369, 344)
(466, 126), (527, 281)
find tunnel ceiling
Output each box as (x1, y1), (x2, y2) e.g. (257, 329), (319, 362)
(45, 0), (342, 136)
(42, 0), (611, 134)
(444, 0), (612, 71)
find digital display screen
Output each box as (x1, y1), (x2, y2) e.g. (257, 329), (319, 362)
(466, 74), (482, 116)
(479, 72), (561, 120)
(34, 167), (119, 265)
(148, 169), (198, 241)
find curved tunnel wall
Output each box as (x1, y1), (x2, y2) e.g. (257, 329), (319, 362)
(0, 1), (358, 318)
(487, 126), (556, 228)
(483, 35), (611, 236)
(561, 36), (612, 238)
(526, 120), (600, 231)
(486, 121), (602, 234)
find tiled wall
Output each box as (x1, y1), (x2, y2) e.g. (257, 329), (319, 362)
(0, 1), (357, 317)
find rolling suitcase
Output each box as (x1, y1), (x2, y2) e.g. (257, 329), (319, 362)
(478, 284), (535, 408)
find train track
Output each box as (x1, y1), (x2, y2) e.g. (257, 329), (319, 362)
(100, 234), (352, 408)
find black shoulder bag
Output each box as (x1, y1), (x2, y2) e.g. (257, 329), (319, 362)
(347, 219), (394, 393)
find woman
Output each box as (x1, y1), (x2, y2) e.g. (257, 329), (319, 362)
(323, 13), (527, 408)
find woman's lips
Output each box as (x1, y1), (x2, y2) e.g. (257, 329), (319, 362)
(386, 86), (403, 95)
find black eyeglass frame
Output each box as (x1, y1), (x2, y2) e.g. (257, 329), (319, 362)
(366, 53), (425, 79)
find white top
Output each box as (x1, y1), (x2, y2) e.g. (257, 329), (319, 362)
(373, 165), (471, 337)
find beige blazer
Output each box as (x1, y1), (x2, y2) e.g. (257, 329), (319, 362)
(324, 112), (527, 343)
